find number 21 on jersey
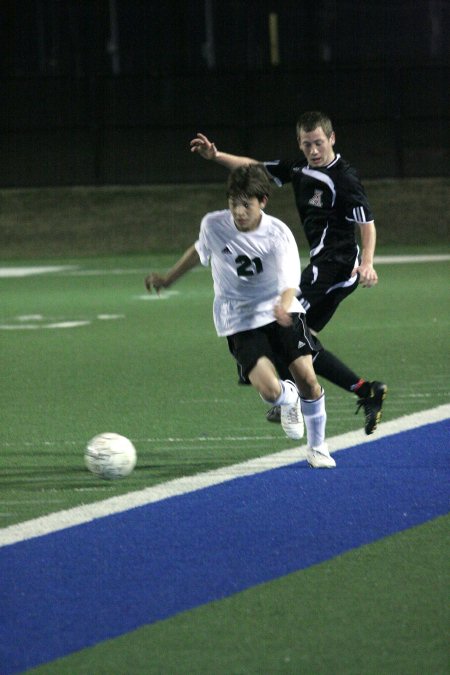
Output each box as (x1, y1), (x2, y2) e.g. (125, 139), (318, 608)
(235, 255), (263, 276)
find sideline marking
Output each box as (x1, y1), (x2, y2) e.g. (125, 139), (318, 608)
(0, 314), (124, 331)
(0, 265), (78, 278)
(374, 254), (450, 264)
(0, 321), (90, 330)
(2, 256), (446, 281)
(1, 404), (448, 548)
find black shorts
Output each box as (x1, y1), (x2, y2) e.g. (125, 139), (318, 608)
(227, 314), (322, 382)
(299, 260), (359, 332)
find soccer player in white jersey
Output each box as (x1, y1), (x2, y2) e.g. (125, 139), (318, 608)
(145, 164), (335, 468)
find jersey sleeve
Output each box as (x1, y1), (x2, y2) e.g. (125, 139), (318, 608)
(194, 216), (212, 267)
(341, 168), (375, 223)
(273, 226), (301, 293)
(263, 160), (294, 187)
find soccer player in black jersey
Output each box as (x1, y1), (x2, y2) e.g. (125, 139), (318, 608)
(190, 111), (387, 434)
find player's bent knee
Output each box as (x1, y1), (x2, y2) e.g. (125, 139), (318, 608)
(248, 372), (281, 403)
(255, 381), (281, 403)
(297, 383), (320, 400)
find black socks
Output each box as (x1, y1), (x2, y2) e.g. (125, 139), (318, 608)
(313, 349), (367, 395)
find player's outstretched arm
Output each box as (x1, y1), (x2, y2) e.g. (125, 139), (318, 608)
(145, 244), (200, 294)
(189, 132), (259, 170)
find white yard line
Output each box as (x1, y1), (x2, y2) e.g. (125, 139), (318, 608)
(1, 255), (448, 281)
(374, 254), (450, 264)
(0, 266), (78, 278)
(1, 404), (448, 548)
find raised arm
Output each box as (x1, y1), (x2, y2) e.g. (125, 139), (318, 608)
(352, 221), (378, 288)
(190, 132), (259, 170)
(145, 244), (200, 294)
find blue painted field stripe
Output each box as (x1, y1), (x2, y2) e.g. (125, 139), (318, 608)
(1, 420), (449, 674)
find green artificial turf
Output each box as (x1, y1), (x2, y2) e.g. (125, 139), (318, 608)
(1, 256), (448, 526)
(29, 515), (449, 675)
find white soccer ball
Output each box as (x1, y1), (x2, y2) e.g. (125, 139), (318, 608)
(84, 432), (137, 480)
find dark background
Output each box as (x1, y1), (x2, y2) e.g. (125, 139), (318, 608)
(1, 0), (449, 187)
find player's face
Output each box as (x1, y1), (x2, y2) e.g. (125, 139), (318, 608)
(228, 196), (266, 231)
(297, 126), (336, 167)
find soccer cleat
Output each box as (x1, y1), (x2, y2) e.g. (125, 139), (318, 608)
(266, 405), (281, 423)
(280, 398), (304, 440)
(306, 443), (336, 469)
(356, 381), (388, 435)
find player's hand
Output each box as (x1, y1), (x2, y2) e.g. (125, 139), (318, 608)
(145, 272), (166, 294)
(190, 133), (217, 160)
(352, 263), (378, 288)
(274, 303), (293, 327)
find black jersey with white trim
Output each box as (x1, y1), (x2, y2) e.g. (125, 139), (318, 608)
(264, 154), (374, 265)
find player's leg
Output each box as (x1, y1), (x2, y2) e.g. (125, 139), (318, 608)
(265, 259), (358, 423)
(288, 355), (334, 468)
(286, 317), (335, 468)
(227, 331), (304, 440)
(299, 259), (359, 333)
(300, 262), (387, 434)
(267, 345), (387, 434)
(248, 356), (304, 440)
(247, 355), (289, 401)
(308, 320), (388, 435)
(263, 349), (290, 419)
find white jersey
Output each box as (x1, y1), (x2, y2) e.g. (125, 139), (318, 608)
(195, 209), (303, 336)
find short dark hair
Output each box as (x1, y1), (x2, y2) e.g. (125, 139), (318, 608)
(226, 164), (271, 201)
(297, 111), (334, 138)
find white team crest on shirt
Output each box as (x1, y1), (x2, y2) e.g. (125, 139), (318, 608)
(308, 189), (323, 207)
(297, 340), (306, 349)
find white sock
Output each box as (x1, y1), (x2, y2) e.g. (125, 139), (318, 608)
(301, 389), (326, 448)
(261, 379), (298, 407)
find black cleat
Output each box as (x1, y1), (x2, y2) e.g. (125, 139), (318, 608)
(356, 381), (388, 434)
(266, 405), (281, 423)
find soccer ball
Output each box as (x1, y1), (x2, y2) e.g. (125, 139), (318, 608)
(84, 432), (137, 480)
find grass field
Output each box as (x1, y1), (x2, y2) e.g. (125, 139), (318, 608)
(1, 254), (448, 523)
(1, 251), (449, 674)
(1, 177), (449, 258)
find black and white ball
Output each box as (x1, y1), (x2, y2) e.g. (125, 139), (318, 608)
(84, 432), (137, 479)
